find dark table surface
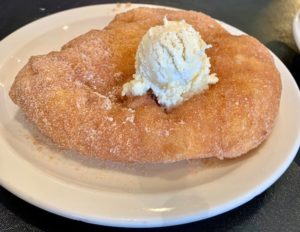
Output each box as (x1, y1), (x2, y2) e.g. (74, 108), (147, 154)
(1, 0), (300, 231)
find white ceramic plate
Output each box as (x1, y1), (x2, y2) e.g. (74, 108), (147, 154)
(0, 3), (300, 228)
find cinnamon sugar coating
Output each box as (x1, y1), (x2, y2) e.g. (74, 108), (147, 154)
(9, 8), (281, 163)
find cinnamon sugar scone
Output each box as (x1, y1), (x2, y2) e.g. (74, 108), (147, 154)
(9, 7), (281, 163)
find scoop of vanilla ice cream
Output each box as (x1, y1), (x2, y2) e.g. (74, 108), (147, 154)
(122, 17), (218, 109)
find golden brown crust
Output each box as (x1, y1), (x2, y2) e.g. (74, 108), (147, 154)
(9, 7), (281, 163)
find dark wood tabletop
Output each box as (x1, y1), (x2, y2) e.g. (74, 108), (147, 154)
(1, 0), (299, 231)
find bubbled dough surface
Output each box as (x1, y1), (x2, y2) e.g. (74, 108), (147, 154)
(9, 8), (281, 163)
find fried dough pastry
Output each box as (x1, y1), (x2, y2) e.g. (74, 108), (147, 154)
(9, 8), (281, 163)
